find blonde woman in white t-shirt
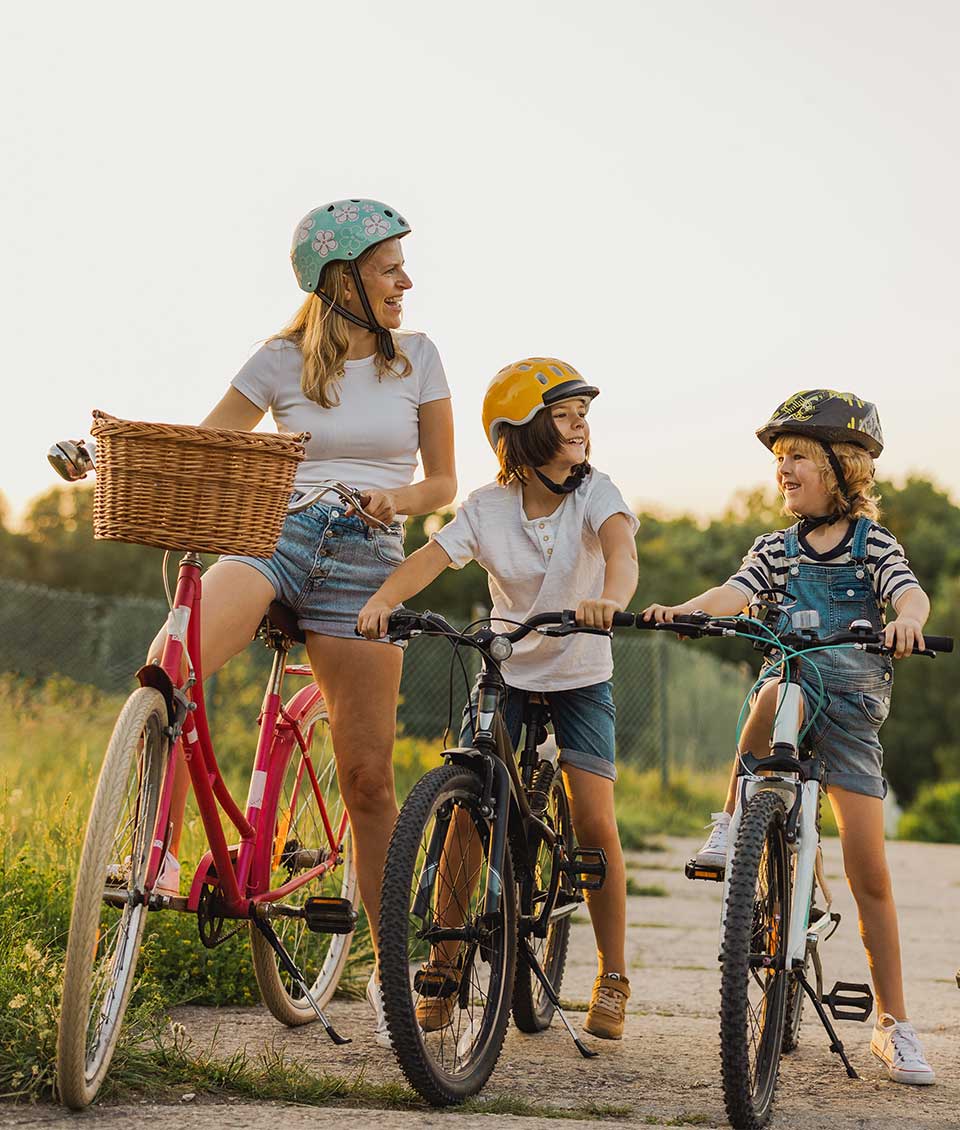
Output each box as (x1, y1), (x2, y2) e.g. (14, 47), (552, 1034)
(148, 200), (456, 1044)
(358, 357), (638, 1040)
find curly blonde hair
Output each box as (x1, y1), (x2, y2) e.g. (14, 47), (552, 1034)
(269, 246), (411, 408)
(773, 434), (880, 521)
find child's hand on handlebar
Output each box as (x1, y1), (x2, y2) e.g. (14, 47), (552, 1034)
(357, 596), (396, 639)
(346, 490), (397, 526)
(575, 598), (623, 630)
(884, 616), (926, 659)
(640, 602), (691, 624)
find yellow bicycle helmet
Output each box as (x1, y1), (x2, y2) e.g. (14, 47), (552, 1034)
(482, 357), (599, 450)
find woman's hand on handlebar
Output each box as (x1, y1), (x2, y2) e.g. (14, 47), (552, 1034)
(883, 616), (926, 659)
(576, 598), (625, 631)
(357, 595), (396, 639)
(347, 489), (397, 526)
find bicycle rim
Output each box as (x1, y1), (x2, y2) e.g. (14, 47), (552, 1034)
(57, 688), (168, 1108)
(720, 789), (791, 1130)
(379, 764), (517, 1105)
(512, 773), (574, 1031)
(251, 699), (358, 1021)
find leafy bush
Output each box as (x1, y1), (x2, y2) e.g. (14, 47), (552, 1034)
(898, 780), (960, 843)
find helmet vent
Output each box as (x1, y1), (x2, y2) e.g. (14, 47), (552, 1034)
(518, 363), (531, 371)
(326, 205), (335, 212)
(535, 372), (549, 385)
(549, 365), (563, 377)
(384, 209), (393, 217)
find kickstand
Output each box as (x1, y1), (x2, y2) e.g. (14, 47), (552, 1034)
(518, 937), (598, 1059)
(796, 971), (857, 1078)
(251, 915), (350, 1045)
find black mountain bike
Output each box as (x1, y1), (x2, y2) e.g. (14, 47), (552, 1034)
(377, 608), (634, 1105)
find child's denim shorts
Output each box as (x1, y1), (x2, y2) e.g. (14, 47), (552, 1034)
(756, 668), (890, 799)
(460, 680), (617, 781)
(221, 496), (405, 644)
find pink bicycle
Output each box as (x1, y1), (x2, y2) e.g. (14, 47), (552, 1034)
(49, 421), (376, 1108)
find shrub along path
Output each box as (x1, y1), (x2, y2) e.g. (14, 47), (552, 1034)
(12, 836), (960, 1129)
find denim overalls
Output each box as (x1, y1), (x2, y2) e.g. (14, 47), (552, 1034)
(760, 518), (892, 799)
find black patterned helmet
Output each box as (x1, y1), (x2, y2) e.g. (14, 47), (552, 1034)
(756, 390), (884, 458)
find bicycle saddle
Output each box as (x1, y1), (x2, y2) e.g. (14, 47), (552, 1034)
(261, 601), (305, 645)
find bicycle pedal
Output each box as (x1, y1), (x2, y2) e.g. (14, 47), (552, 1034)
(684, 859), (725, 882)
(822, 980), (873, 1022)
(302, 896), (358, 934)
(561, 847), (607, 891)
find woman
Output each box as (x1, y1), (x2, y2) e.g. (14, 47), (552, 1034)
(153, 198), (456, 1045)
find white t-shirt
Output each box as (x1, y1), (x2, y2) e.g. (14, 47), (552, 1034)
(231, 331), (451, 494)
(432, 470), (639, 692)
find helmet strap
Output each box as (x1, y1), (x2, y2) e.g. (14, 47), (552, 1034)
(534, 462), (592, 495)
(313, 260), (396, 361)
(820, 442), (849, 498)
(797, 512), (842, 537)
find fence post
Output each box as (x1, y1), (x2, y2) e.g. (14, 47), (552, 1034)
(658, 631), (669, 787)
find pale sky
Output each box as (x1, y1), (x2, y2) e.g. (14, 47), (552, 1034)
(2, 1), (958, 525)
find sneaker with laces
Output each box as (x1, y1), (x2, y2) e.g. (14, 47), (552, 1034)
(583, 972), (630, 1040)
(414, 961), (460, 1032)
(695, 812), (731, 868)
(366, 970), (392, 1049)
(870, 1012), (935, 1085)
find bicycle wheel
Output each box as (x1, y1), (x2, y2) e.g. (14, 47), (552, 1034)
(379, 763), (517, 1106)
(512, 772), (574, 1031)
(719, 789), (792, 1130)
(57, 688), (169, 1109)
(251, 697), (358, 1023)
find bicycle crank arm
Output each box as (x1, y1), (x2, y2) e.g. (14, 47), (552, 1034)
(519, 937), (598, 1059)
(251, 916), (350, 1045)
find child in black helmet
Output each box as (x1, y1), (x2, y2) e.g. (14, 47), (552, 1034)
(644, 390), (936, 1085)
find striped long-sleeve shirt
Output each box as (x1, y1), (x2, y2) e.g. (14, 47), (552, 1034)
(725, 522), (921, 608)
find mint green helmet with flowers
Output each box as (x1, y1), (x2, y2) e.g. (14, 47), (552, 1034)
(291, 198), (410, 293)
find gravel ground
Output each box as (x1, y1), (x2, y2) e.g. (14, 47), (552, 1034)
(6, 835), (959, 1130)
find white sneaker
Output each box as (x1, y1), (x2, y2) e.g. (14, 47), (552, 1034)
(154, 851), (181, 896)
(366, 971), (392, 1050)
(695, 812), (731, 868)
(871, 1012), (935, 1085)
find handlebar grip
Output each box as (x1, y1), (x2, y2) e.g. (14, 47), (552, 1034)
(921, 634), (954, 653)
(612, 611), (635, 628)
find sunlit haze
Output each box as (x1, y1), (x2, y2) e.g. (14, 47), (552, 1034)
(3, 2), (958, 525)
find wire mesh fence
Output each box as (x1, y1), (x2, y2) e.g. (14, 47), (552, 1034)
(0, 577), (753, 777)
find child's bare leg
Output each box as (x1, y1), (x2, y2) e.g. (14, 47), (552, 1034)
(721, 680), (801, 813)
(562, 766), (626, 975)
(431, 806), (483, 969)
(828, 786), (906, 1019)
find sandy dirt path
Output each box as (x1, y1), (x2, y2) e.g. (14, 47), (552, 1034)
(7, 835), (959, 1130)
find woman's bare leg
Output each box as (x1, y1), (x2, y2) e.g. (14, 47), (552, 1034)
(305, 632), (403, 963)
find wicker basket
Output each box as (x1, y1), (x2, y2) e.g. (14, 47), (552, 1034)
(89, 410), (307, 556)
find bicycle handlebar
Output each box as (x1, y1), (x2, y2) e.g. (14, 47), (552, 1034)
(384, 607), (636, 646)
(287, 481), (389, 531)
(635, 611), (953, 657)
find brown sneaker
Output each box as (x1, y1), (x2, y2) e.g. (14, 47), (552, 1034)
(584, 972), (631, 1039)
(414, 961), (460, 1032)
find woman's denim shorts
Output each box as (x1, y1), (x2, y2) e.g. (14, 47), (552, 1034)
(220, 496), (405, 644)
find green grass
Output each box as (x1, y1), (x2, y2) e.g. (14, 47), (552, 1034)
(625, 878), (668, 897)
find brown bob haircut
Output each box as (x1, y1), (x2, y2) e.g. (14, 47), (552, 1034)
(495, 406), (591, 487)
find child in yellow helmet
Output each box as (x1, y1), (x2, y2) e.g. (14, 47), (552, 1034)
(359, 357), (639, 1039)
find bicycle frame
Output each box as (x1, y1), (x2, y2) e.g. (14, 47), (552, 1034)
(719, 672), (830, 969)
(138, 552), (347, 919)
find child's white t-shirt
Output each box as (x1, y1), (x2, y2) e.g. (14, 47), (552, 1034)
(432, 471), (639, 692)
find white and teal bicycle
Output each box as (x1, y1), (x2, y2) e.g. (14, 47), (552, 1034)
(638, 605), (952, 1130)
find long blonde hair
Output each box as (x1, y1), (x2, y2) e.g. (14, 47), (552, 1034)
(270, 248), (411, 408)
(773, 434), (881, 521)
